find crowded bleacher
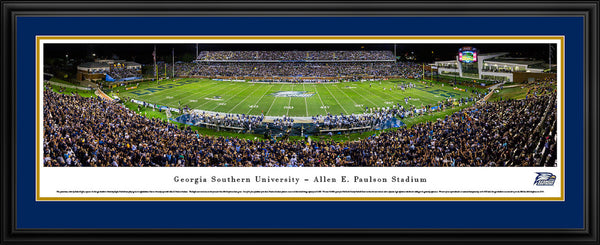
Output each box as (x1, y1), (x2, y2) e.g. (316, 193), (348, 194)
(107, 67), (141, 80)
(45, 49), (557, 167)
(180, 112), (265, 131)
(43, 84), (557, 167)
(196, 50), (395, 61)
(169, 50), (422, 80)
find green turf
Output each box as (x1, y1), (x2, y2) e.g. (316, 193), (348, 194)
(48, 85), (96, 98)
(436, 75), (495, 85)
(401, 103), (472, 128)
(49, 77), (77, 85)
(116, 78), (480, 117)
(51, 79), (484, 143)
(122, 101), (265, 141)
(488, 86), (529, 101)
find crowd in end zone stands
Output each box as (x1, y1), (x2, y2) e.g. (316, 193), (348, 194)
(168, 50), (421, 80)
(107, 67), (141, 80)
(43, 83), (556, 167)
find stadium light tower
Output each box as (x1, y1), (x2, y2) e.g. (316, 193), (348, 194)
(549, 44), (555, 72)
(455, 69), (457, 83)
(153, 45), (158, 83)
(172, 48), (175, 78)
(394, 44), (397, 63)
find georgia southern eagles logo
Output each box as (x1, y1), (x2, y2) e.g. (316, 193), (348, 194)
(533, 172), (556, 186)
(269, 91), (315, 97)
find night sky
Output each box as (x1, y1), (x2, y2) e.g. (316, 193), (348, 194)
(44, 43), (557, 64)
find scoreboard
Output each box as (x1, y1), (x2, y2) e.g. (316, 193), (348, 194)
(458, 46), (478, 63)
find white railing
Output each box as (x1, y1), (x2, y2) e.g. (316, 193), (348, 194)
(46, 81), (94, 90)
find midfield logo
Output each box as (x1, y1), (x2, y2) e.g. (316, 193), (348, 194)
(533, 172), (556, 186)
(270, 91), (315, 97)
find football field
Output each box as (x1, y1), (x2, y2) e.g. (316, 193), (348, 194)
(116, 78), (476, 117)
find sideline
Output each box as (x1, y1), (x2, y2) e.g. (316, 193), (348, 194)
(47, 81), (94, 90)
(480, 82), (505, 102)
(95, 89), (115, 101)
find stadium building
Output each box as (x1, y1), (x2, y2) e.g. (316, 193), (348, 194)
(76, 59), (142, 83)
(433, 52), (553, 82)
(76, 61), (110, 82)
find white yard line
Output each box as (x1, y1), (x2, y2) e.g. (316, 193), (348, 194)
(137, 81), (217, 104)
(227, 83), (264, 113)
(210, 84), (256, 111)
(161, 82), (219, 103)
(360, 82), (404, 105)
(142, 83), (225, 108)
(323, 84), (348, 114)
(303, 83), (309, 117)
(341, 84), (380, 107)
(332, 85), (360, 108)
(246, 84), (274, 114)
(313, 84), (329, 114)
(196, 83), (241, 107)
(133, 83), (220, 109)
(265, 84), (285, 115)
(286, 84), (295, 115)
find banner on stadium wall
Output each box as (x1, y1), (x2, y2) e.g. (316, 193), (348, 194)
(130, 99), (181, 113)
(105, 74), (116, 82)
(212, 79), (245, 82)
(118, 76), (143, 82)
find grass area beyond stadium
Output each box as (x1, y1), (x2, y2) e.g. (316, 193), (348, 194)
(113, 78), (480, 118)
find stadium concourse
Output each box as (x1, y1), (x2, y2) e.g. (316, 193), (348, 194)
(43, 79), (557, 167)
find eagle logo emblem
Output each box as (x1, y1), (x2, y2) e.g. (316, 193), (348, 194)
(533, 172), (556, 186)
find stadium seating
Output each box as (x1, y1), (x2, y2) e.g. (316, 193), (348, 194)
(43, 84), (557, 167)
(169, 51), (422, 80)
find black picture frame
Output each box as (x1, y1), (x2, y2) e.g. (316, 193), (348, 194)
(1, 1), (597, 244)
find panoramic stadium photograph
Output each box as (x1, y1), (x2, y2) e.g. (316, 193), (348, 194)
(42, 42), (558, 167)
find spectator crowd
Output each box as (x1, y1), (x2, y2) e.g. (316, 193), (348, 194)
(44, 85), (556, 167)
(180, 112), (265, 131)
(107, 67), (141, 80)
(166, 50), (422, 80)
(196, 50), (395, 61)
